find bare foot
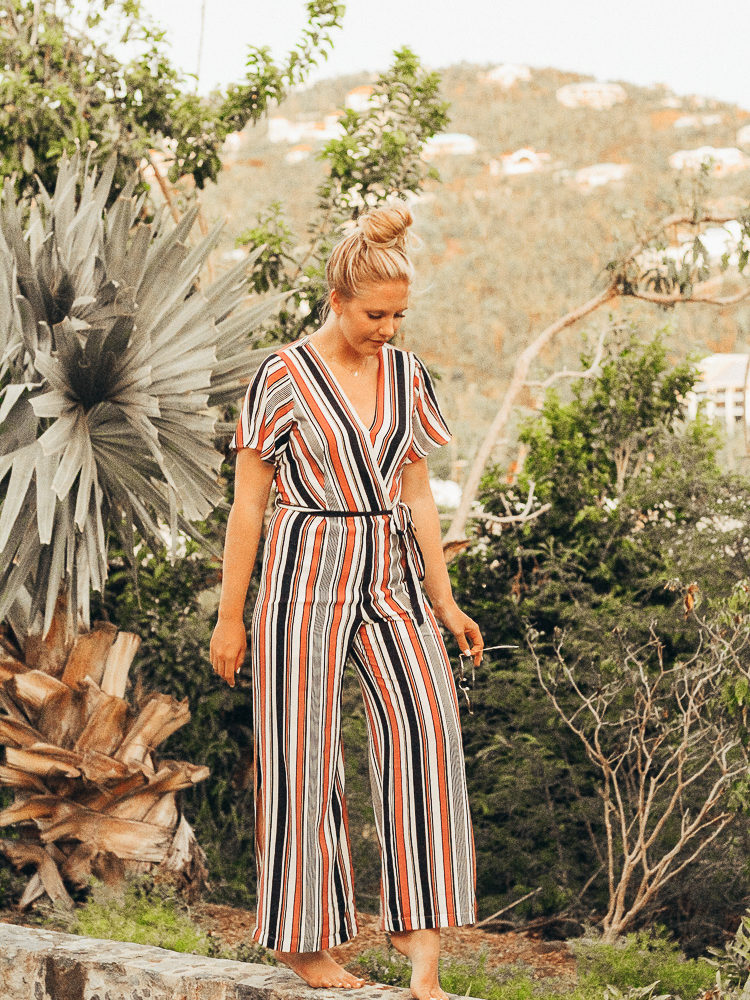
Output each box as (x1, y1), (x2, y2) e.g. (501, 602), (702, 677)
(389, 928), (449, 1000)
(273, 949), (367, 989)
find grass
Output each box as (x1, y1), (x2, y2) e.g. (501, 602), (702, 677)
(37, 875), (276, 966)
(62, 877), (214, 954)
(351, 930), (717, 1000)
(573, 929), (715, 998)
(35, 880), (720, 1000)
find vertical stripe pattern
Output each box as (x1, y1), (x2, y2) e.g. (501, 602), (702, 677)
(235, 338), (476, 951)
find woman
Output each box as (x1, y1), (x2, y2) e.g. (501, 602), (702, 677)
(210, 204), (483, 1000)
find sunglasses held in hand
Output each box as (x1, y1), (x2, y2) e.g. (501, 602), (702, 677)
(457, 645), (518, 715)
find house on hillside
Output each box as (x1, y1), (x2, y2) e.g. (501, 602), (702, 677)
(482, 64), (531, 88)
(491, 147), (551, 176)
(556, 81), (627, 109)
(737, 124), (750, 147)
(572, 162), (631, 189)
(673, 113), (722, 129)
(635, 220), (747, 275)
(669, 146), (750, 176)
(222, 132), (244, 155)
(267, 114), (342, 145)
(686, 354), (750, 446)
(345, 85), (377, 111)
(267, 117), (296, 143)
(284, 144), (312, 165)
(422, 133), (478, 160)
(699, 221), (749, 266)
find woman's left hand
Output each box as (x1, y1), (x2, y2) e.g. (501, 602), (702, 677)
(432, 600), (483, 667)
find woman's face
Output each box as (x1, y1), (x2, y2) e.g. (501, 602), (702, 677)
(331, 279), (410, 356)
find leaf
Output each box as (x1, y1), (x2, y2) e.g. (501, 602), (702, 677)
(0, 444), (37, 550)
(35, 450), (59, 545)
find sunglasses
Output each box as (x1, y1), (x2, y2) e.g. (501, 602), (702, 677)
(457, 645), (518, 715)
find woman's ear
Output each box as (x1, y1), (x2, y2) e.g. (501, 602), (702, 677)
(329, 288), (344, 316)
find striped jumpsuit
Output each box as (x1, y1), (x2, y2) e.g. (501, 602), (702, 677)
(232, 337), (477, 952)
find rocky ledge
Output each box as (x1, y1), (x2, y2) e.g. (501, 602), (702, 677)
(0, 921), (480, 1000)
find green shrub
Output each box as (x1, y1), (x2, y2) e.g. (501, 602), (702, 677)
(350, 946), (591, 1000)
(574, 929), (713, 997)
(350, 946), (412, 987)
(64, 877), (212, 954)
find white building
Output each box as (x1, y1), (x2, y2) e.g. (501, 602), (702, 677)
(636, 220), (748, 275)
(556, 81), (627, 109)
(222, 131), (244, 154)
(572, 162), (631, 188)
(695, 220), (747, 265)
(686, 354), (750, 443)
(345, 85), (377, 111)
(267, 113), (342, 145)
(483, 64), (531, 88)
(491, 147), (551, 176)
(284, 144), (312, 165)
(673, 113), (722, 129)
(669, 146), (750, 176)
(422, 133), (478, 160)
(737, 123), (750, 147)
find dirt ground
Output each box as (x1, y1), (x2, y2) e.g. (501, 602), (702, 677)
(192, 904), (577, 985)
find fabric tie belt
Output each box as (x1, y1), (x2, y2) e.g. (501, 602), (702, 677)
(276, 502), (426, 582)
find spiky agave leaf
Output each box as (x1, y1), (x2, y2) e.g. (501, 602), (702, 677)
(0, 153), (282, 642)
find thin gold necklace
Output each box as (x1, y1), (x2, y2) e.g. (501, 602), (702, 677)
(314, 338), (372, 378)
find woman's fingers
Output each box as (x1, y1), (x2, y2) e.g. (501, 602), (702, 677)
(210, 620), (246, 687)
(210, 647), (245, 687)
(463, 619), (484, 666)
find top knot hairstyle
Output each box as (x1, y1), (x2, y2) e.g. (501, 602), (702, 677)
(325, 203), (416, 302)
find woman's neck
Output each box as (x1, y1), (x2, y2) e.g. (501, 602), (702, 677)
(312, 320), (370, 368)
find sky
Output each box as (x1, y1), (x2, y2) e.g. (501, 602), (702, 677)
(142, 0), (750, 109)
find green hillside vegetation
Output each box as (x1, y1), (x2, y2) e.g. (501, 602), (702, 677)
(198, 63), (750, 477)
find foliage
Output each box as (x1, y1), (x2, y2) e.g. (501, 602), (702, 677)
(708, 910), (750, 989)
(0, 153), (277, 640)
(350, 946), (412, 987)
(92, 515), (259, 907)
(200, 63), (750, 464)
(532, 586), (750, 941)
(0, 0), (344, 198)
(350, 936), (714, 1000)
(61, 875), (213, 953)
(236, 46), (450, 344)
(574, 929), (714, 997)
(318, 47), (449, 215)
(450, 328), (750, 947)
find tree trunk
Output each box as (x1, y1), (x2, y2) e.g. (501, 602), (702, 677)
(0, 599), (209, 907)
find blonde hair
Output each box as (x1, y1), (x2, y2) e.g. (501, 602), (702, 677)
(325, 204), (415, 303)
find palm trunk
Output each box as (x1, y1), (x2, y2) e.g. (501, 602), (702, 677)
(0, 598), (209, 908)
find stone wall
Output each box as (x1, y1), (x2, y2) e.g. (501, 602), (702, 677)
(0, 922), (473, 1000)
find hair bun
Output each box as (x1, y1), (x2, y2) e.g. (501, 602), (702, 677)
(357, 204), (413, 250)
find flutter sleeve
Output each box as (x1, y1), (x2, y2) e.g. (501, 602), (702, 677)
(230, 354), (293, 463)
(405, 356), (452, 463)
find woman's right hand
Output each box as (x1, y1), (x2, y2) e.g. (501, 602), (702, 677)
(210, 617), (247, 688)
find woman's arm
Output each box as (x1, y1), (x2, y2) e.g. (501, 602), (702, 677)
(210, 447), (275, 687)
(401, 459), (483, 666)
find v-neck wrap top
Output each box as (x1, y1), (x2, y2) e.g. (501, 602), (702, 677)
(231, 338), (451, 624)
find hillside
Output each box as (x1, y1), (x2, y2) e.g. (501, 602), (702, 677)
(197, 63), (750, 477)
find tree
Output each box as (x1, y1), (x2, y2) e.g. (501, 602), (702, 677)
(0, 153), (279, 905)
(531, 583), (750, 943)
(0, 0), (344, 198)
(449, 330), (750, 942)
(444, 194), (750, 548)
(237, 46), (449, 343)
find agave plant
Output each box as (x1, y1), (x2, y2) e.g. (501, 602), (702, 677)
(0, 153), (276, 904)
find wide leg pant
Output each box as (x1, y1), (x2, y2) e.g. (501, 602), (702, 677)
(250, 595), (477, 952)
